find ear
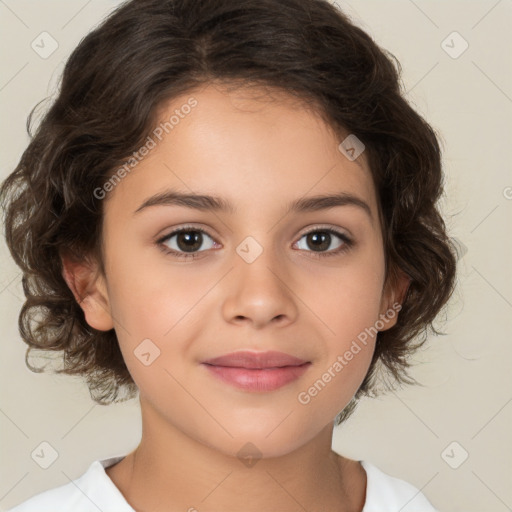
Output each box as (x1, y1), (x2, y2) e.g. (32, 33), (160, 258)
(378, 268), (411, 331)
(60, 248), (114, 331)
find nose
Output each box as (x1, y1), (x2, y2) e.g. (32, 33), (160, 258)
(221, 246), (299, 330)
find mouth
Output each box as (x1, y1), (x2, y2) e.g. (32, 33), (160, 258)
(201, 350), (312, 392)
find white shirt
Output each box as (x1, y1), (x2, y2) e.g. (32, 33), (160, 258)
(7, 455), (439, 512)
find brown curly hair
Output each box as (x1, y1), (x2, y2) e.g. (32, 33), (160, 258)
(0, 0), (457, 425)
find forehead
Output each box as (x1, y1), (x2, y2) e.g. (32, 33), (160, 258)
(104, 83), (377, 220)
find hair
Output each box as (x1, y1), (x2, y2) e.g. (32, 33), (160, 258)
(0, 0), (457, 425)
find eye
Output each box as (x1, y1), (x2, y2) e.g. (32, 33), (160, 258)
(157, 226), (218, 259)
(294, 228), (353, 257)
(156, 225), (354, 260)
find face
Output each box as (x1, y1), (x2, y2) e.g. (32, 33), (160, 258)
(70, 83), (404, 459)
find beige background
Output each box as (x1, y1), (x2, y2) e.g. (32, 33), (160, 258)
(1, 1), (511, 511)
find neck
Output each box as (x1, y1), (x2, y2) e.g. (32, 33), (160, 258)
(106, 398), (366, 512)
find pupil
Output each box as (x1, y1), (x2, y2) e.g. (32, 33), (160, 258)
(308, 232), (329, 251)
(177, 231), (202, 252)
(175, 231), (331, 253)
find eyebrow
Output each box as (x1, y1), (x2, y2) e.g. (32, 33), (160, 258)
(133, 188), (373, 222)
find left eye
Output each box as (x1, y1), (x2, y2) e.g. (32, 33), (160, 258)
(295, 229), (350, 254)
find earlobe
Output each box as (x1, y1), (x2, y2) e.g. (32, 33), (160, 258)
(60, 249), (114, 331)
(378, 269), (411, 331)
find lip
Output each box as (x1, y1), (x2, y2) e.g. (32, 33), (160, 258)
(201, 350), (311, 392)
(202, 350), (309, 369)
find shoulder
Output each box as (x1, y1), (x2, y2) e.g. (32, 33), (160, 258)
(6, 457), (133, 512)
(6, 480), (83, 512)
(361, 460), (439, 512)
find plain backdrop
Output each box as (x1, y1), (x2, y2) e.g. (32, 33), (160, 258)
(1, 1), (511, 511)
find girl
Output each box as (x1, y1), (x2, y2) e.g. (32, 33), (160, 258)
(1, 0), (457, 510)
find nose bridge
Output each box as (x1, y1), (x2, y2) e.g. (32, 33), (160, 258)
(222, 233), (297, 326)
(237, 234), (286, 292)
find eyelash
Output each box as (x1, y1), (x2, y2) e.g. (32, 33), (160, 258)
(156, 225), (354, 260)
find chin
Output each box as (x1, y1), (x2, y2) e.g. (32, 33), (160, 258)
(200, 417), (318, 461)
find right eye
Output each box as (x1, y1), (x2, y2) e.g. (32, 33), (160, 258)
(157, 226), (219, 259)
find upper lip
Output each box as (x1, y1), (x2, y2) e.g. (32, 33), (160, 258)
(202, 350), (309, 369)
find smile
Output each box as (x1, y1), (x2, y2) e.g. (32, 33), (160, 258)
(201, 362), (312, 392)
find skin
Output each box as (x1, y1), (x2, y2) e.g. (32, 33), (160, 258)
(62, 82), (409, 512)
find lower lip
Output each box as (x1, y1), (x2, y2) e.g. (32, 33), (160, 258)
(202, 363), (311, 392)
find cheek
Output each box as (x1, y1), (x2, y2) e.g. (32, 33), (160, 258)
(295, 257), (384, 408)
(307, 253), (385, 343)
(103, 254), (217, 384)
(295, 303), (378, 425)
(106, 249), (202, 335)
